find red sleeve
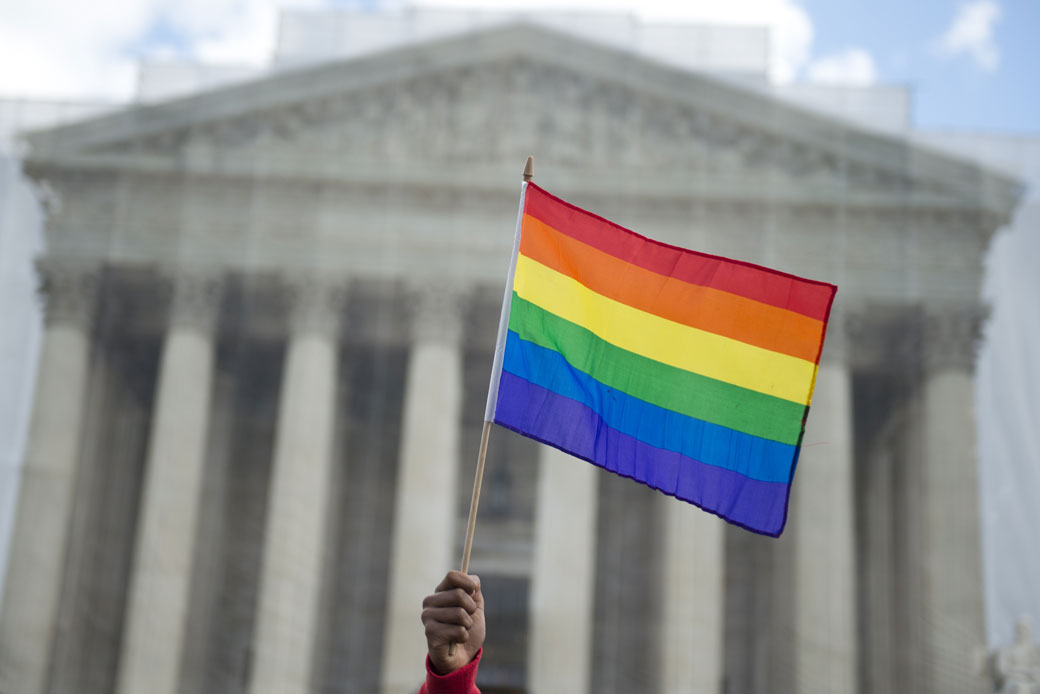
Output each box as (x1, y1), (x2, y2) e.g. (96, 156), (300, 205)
(417, 649), (482, 694)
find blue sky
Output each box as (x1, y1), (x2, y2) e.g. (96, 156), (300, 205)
(0, 0), (1035, 134)
(803, 0), (1040, 133)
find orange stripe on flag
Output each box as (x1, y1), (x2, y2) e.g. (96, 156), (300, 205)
(520, 214), (826, 363)
(523, 183), (834, 321)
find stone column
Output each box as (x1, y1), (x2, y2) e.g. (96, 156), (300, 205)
(250, 278), (345, 694)
(790, 315), (857, 694)
(659, 502), (724, 694)
(919, 305), (988, 694)
(528, 447), (599, 694)
(0, 262), (98, 694)
(116, 270), (223, 694)
(381, 284), (464, 694)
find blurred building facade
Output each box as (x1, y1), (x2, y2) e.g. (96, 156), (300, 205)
(0, 13), (1027, 694)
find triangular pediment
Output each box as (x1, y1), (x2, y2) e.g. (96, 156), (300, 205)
(25, 22), (1020, 218)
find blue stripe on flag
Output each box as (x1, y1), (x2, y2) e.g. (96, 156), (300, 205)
(502, 330), (799, 484)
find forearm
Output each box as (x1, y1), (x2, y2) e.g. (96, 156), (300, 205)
(418, 649), (482, 694)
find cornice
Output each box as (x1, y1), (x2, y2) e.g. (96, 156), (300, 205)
(21, 153), (1008, 221)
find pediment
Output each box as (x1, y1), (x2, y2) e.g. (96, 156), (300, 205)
(25, 22), (1020, 218)
(90, 61), (895, 189)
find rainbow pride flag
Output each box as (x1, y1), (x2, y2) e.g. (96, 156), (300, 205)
(485, 183), (836, 536)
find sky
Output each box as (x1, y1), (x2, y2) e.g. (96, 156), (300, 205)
(0, 0), (1037, 134)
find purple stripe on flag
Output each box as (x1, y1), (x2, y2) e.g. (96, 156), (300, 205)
(495, 371), (791, 536)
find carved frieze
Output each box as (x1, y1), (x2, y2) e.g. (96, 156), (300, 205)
(36, 172), (120, 241)
(90, 60), (934, 199)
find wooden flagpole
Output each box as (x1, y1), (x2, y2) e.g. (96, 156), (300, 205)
(449, 156), (533, 657)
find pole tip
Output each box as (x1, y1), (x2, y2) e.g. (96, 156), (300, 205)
(523, 156), (534, 182)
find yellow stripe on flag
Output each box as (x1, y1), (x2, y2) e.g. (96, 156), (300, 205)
(514, 254), (817, 405)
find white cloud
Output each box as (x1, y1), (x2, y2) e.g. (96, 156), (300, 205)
(0, 0), (153, 99)
(806, 47), (878, 86)
(935, 0), (1002, 71)
(167, 0), (324, 65)
(0, 0), (319, 101)
(417, 0), (815, 83)
(0, 0), (826, 100)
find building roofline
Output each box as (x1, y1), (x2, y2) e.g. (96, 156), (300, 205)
(22, 20), (1023, 218)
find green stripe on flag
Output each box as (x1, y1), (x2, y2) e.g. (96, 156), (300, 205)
(507, 292), (806, 446)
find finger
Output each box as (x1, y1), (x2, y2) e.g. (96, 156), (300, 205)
(422, 588), (477, 613)
(421, 606), (474, 629)
(425, 622), (469, 645)
(469, 575), (484, 610)
(435, 570), (478, 594)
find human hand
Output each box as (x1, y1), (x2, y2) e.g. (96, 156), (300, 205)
(421, 571), (485, 675)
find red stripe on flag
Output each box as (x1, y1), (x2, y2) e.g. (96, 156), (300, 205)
(523, 183), (835, 322)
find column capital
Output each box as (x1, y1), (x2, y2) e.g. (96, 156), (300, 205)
(921, 304), (987, 375)
(819, 303), (851, 366)
(406, 280), (467, 346)
(279, 275), (349, 338)
(35, 258), (100, 329)
(163, 268), (225, 333)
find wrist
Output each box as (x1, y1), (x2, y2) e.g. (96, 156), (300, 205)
(424, 649), (482, 692)
(429, 647), (478, 676)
